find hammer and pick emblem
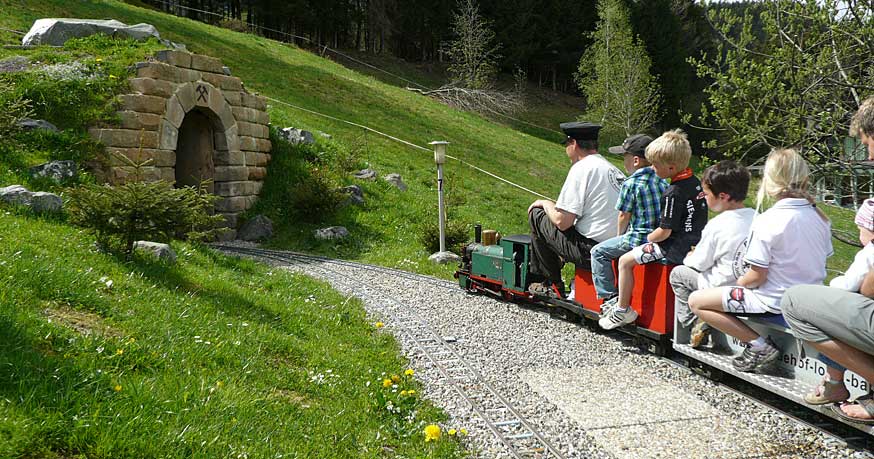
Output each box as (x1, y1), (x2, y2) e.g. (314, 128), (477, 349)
(196, 84), (208, 103)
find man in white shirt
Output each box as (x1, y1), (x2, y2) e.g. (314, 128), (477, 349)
(527, 122), (625, 299)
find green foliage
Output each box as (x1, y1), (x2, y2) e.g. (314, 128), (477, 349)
(446, 0), (501, 90)
(420, 219), (470, 254)
(0, 80), (32, 137)
(689, 0), (874, 163)
(67, 159), (225, 256)
(577, 0), (662, 138)
(251, 128), (359, 224)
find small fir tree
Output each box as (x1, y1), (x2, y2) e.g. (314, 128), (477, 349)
(577, 0), (662, 138)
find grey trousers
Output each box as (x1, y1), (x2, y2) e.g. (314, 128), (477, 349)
(528, 207), (598, 282)
(782, 285), (874, 356)
(670, 265), (700, 328)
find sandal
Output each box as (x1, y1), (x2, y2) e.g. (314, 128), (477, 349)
(803, 379), (849, 405)
(831, 393), (874, 425)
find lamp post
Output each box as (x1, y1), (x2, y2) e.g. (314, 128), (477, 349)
(430, 141), (449, 253)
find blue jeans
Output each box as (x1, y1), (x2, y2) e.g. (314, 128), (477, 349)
(590, 236), (632, 299)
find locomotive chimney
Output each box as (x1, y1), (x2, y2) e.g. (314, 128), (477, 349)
(475, 224), (482, 243)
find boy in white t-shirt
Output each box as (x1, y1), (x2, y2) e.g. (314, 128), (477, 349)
(670, 161), (756, 348)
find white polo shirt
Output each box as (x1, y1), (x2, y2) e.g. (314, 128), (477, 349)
(743, 198), (833, 312)
(554, 154), (624, 243)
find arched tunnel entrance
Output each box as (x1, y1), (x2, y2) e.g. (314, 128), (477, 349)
(175, 109), (215, 194)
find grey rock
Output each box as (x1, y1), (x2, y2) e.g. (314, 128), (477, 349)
(338, 185), (365, 206)
(354, 168), (377, 180)
(18, 118), (59, 133)
(133, 241), (176, 263)
(318, 131), (332, 139)
(383, 173), (407, 191)
(0, 56), (30, 74)
(29, 192), (63, 213)
(222, 65), (232, 76)
(238, 214), (274, 241)
(0, 185), (34, 206)
(278, 127), (315, 145)
(29, 160), (77, 183)
(22, 18), (161, 46)
(314, 226), (349, 240)
(428, 251), (461, 264)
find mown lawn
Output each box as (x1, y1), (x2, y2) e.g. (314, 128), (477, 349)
(0, 209), (463, 458)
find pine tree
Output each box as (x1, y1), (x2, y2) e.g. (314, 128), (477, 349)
(577, 0), (662, 139)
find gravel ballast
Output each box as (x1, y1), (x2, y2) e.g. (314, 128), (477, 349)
(218, 245), (873, 459)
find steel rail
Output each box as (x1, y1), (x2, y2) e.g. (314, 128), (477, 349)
(213, 245), (458, 292)
(215, 246), (566, 459)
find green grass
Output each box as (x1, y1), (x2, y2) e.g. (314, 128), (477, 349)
(0, 0), (592, 280)
(0, 209), (463, 458)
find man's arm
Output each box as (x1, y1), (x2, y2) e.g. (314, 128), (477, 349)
(529, 199), (577, 231)
(860, 268), (874, 298)
(738, 265), (768, 289)
(617, 211), (631, 236)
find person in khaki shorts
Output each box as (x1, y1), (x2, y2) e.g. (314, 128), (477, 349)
(782, 97), (874, 423)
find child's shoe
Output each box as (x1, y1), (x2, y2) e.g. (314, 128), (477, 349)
(803, 378), (850, 405)
(689, 319), (712, 349)
(732, 337), (780, 372)
(599, 306), (638, 330)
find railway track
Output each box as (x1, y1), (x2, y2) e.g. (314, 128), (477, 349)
(215, 244), (566, 459)
(214, 244), (873, 456)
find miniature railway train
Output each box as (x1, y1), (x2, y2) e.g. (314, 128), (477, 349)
(454, 225), (874, 438)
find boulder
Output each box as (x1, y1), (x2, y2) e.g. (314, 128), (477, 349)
(0, 185), (34, 206)
(314, 226), (350, 240)
(338, 185), (364, 206)
(29, 192), (63, 213)
(354, 168), (377, 180)
(18, 118), (59, 133)
(429, 251), (461, 264)
(22, 18), (161, 46)
(383, 173), (407, 191)
(238, 214), (274, 241)
(133, 241), (176, 263)
(278, 127), (315, 145)
(29, 160), (77, 183)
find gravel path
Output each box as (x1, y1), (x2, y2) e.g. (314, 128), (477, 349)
(219, 244), (873, 459)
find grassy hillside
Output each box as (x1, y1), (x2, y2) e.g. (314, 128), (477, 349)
(0, 0), (594, 279)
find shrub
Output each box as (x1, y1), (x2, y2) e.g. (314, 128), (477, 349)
(420, 219), (470, 254)
(0, 81), (33, 137)
(251, 128), (359, 223)
(67, 161), (225, 256)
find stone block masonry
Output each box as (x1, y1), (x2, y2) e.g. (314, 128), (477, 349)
(89, 50), (272, 237)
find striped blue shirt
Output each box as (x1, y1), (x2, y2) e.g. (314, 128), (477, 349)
(617, 166), (668, 247)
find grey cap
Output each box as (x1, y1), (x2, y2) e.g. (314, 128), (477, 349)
(608, 134), (653, 158)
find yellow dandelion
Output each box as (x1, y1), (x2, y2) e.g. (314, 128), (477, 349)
(382, 379), (392, 388)
(400, 390), (408, 396)
(460, 428), (468, 435)
(391, 374), (400, 383)
(116, 349), (124, 355)
(375, 322), (384, 328)
(216, 381), (224, 388)
(408, 390), (416, 396)
(448, 428), (457, 436)
(424, 424), (441, 442)
(113, 384), (122, 392)
(404, 369), (414, 376)
(95, 58), (102, 62)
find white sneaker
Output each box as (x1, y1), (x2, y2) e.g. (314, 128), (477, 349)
(599, 307), (638, 330)
(600, 296), (619, 315)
